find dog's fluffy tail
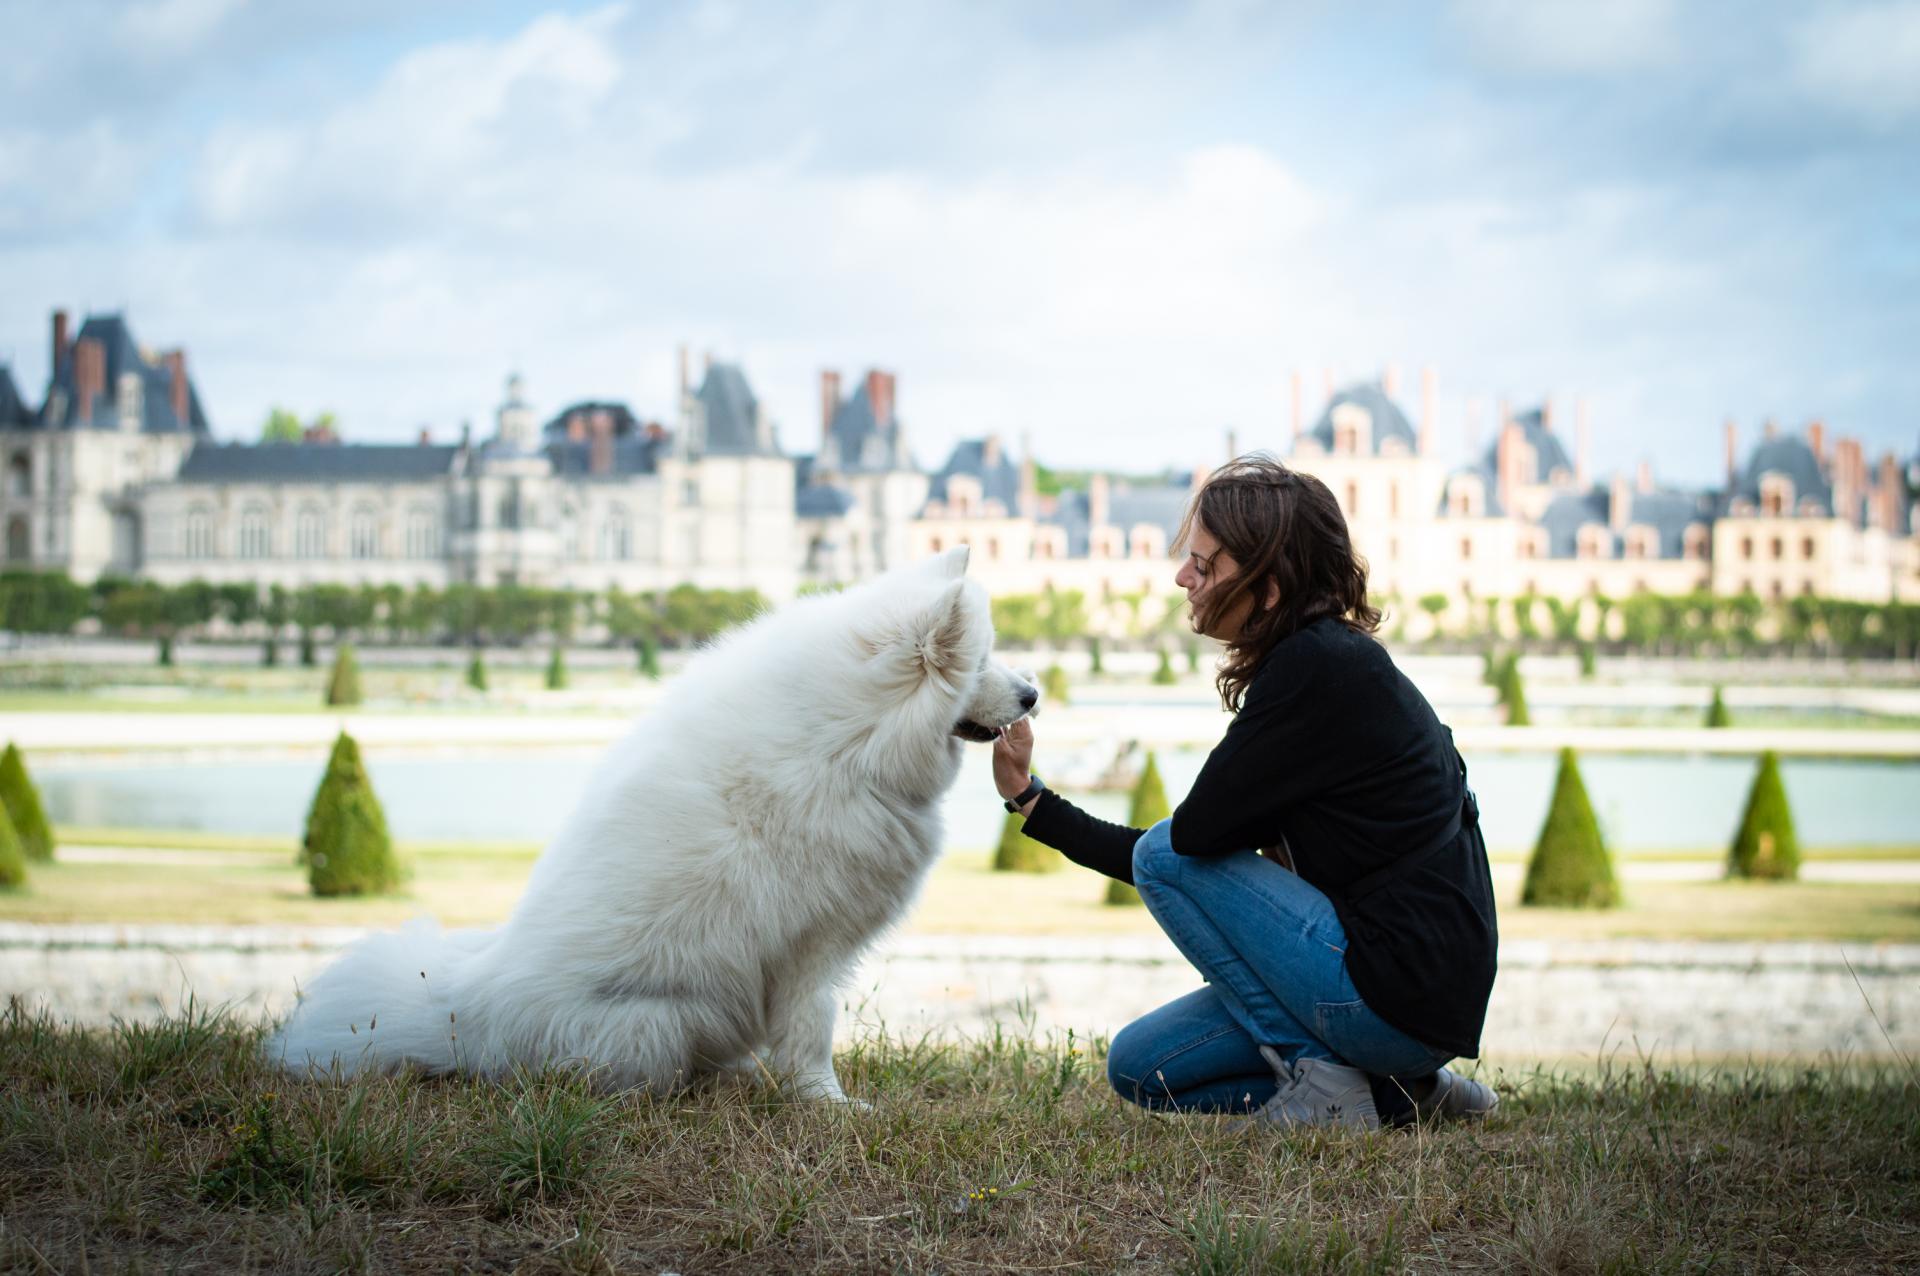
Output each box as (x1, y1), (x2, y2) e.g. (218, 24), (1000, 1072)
(266, 919), (493, 1079)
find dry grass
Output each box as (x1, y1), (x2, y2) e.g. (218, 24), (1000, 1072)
(1, 1001), (1915, 1273)
(4, 847), (1919, 942)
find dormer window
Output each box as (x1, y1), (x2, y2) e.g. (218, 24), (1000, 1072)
(1624, 527), (1657, 560)
(1331, 403), (1372, 455)
(1578, 526), (1611, 560)
(1759, 473), (1793, 517)
(1683, 524), (1709, 560)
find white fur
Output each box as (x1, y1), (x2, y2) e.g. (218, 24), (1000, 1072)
(267, 547), (1033, 1101)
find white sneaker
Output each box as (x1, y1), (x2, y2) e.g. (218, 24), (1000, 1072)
(1239, 1046), (1380, 1132)
(1414, 1067), (1498, 1122)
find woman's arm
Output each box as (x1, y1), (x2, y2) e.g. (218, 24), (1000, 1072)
(992, 720), (1140, 883)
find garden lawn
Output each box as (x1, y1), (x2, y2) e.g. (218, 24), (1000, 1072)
(0, 1003), (1914, 1273)
(3, 843), (1918, 941)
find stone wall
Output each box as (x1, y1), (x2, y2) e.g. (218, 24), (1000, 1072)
(3, 923), (1913, 1062)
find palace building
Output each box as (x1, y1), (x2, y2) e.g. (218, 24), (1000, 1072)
(3, 308), (1915, 618)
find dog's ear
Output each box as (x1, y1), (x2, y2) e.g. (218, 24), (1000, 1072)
(915, 579), (974, 672)
(922, 545), (969, 580)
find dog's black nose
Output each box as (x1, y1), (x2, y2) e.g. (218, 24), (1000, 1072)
(1019, 685), (1039, 711)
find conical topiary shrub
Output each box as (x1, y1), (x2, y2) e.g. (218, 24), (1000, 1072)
(1577, 641), (1596, 680)
(1500, 655), (1532, 726)
(1727, 751), (1799, 881)
(158, 634), (174, 666)
(0, 743), (55, 863)
(299, 630), (317, 667)
(1151, 649), (1177, 686)
(1042, 664), (1070, 707)
(262, 637), (280, 667)
(325, 643), (363, 707)
(0, 804), (27, 889)
(466, 650), (489, 692)
(992, 809), (1062, 873)
(1521, 748), (1618, 908)
(1705, 685), (1731, 729)
(1185, 639), (1201, 674)
(637, 634), (661, 680)
(300, 731), (361, 866)
(1108, 751), (1172, 906)
(546, 645), (568, 691)
(1481, 646), (1502, 688)
(305, 732), (402, 897)
(1088, 637), (1104, 675)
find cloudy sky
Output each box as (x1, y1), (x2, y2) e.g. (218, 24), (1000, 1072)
(3, 0), (1916, 486)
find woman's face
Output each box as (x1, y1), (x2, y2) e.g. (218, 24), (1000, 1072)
(1176, 518), (1254, 641)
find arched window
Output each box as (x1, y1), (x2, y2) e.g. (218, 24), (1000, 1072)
(4, 516), (28, 562)
(183, 505), (215, 559)
(406, 508), (439, 559)
(295, 507), (327, 559)
(237, 505), (272, 559)
(6, 454), (28, 498)
(599, 507), (632, 561)
(350, 507), (381, 560)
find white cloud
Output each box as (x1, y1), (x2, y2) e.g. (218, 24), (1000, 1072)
(1448, 0), (1680, 74)
(116, 0), (250, 58)
(1792, 2), (1920, 126)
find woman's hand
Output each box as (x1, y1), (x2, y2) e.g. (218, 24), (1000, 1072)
(992, 717), (1036, 802)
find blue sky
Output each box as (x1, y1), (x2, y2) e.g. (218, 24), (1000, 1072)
(2, 0), (1916, 486)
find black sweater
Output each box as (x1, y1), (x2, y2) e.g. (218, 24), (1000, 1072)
(1023, 617), (1498, 1058)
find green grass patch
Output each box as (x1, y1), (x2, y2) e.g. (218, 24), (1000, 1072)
(1, 1002), (1914, 1273)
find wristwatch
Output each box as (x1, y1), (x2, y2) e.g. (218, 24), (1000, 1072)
(1004, 774), (1046, 813)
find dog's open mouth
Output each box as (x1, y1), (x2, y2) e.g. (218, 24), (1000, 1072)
(951, 719), (1002, 743)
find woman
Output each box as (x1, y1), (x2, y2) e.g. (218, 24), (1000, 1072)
(993, 455), (1498, 1130)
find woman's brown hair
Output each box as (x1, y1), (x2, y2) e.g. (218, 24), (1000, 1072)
(1178, 453), (1381, 712)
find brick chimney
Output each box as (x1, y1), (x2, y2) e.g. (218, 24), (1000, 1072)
(73, 336), (105, 423)
(1089, 471), (1111, 529)
(51, 310), (70, 379)
(819, 370), (841, 448)
(1763, 417), (1778, 441)
(566, 410), (587, 444)
(1575, 396), (1591, 489)
(1382, 362), (1402, 399)
(865, 370), (895, 429)
(1636, 459), (1653, 494)
(1878, 453), (1902, 531)
(417, 427), (433, 446)
(1540, 397), (1554, 431)
(1610, 470), (1632, 533)
(1808, 419), (1826, 466)
(162, 350), (189, 425)
(1723, 418), (1738, 485)
(1290, 368), (1304, 444)
(982, 434), (1002, 469)
(588, 408), (614, 476)
(1495, 420), (1514, 513)
(1322, 365), (1335, 404)
(1419, 366), (1437, 458)
(1833, 437), (1854, 521)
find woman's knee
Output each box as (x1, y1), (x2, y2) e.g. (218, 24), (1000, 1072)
(1105, 1018), (1162, 1107)
(1130, 818), (1176, 885)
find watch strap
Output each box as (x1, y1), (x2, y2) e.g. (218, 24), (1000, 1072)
(1005, 774), (1046, 813)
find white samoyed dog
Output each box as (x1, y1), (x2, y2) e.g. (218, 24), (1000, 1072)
(268, 547), (1035, 1101)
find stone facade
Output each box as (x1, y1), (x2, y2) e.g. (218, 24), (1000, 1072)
(4, 311), (1916, 611)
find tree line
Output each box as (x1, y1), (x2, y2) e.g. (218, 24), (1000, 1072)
(3, 569), (1919, 660)
(0, 571), (767, 650)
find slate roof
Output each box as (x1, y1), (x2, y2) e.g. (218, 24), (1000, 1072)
(176, 442), (464, 484)
(542, 401), (643, 442)
(543, 438), (664, 478)
(1303, 382), (1418, 455)
(34, 313), (210, 434)
(0, 365), (30, 427)
(1535, 484), (1715, 558)
(823, 380), (911, 471)
(1477, 406), (1573, 483)
(695, 364), (775, 456)
(1732, 434), (1832, 512)
(796, 483), (856, 517)
(1039, 480), (1192, 557)
(926, 439), (1021, 510)
(1436, 462), (1506, 518)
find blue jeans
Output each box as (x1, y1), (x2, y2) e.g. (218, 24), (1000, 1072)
(1109, 819), (1450, 1112)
